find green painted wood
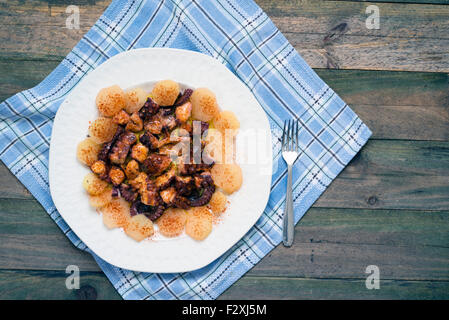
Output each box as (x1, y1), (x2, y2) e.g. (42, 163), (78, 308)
(1, 60), (447, 141)
(0, 60), (59, 103)
(316, 140), (449, 210)
(317, 70), (449, 141)
(1, 199), (448, 281)
(0, 165), (31, 199)
(0, 199), (100, 271)
(220, 277), (449, 300)
(0, 269), (447, 300)
(0, 270), (120, 300)
(334, 1), (449, 4)
(2, 1), (449, 71)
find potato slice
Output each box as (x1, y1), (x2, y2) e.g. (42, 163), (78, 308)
(88, 186), (113, 208)
(191, 88), (220, 121)
(185, 207), (213, 241)
(76, 138), (101, 166)
(156, 208), (187, 237)
(211, 164), (242, 194)
(125, 87), (147, 114)
(208, 191), (227, 215)
(151, 80), (179, 106)
(96, 85), (126, 117)
(204, 129), (225, 163)
(88, 117), (118, 144)
(82, 172), (108, 196)
(101, 198), (131, 229)
(213, 110), (240, 136)
(124, 214), (154, 241)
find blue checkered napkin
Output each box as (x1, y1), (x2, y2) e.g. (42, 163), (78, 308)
(0, 0), (371, 299)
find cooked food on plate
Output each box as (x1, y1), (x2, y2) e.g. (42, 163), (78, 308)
(77, 80), (242, 242)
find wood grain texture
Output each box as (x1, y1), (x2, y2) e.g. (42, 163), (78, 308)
(336, 1), (449, 4)
(0, 0), (448, 300)
(1, 60), (447, 141)
(0, 270), (120, 300)
(0, 270), (447, 300)
(220, 277), (449, 300)
(315, 140), (449, 210)
(1, 199), (448, 282)
(1, 1), (449, 71)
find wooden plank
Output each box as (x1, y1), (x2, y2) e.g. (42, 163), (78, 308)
(0, 60), (59, 102)
(0, 270), (120, 300)
(315, 70), (449, 109)
(335, 1), (449, 4)
(3, 139), (448, 209)
(0, 164), (31, 199)
(1, 199), (448, 281)
(1, 59), (447, 141)
(316, 69), (449, 141)
(1, 1), (449, 71)
(0, 269), (447, 299)
(316, 139), (449, 210)
(221, 277), (449, 300)
(0, 199), (100, 271)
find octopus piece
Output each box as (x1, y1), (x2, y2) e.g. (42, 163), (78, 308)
(129, 172), (148, 190)
(139, 131), (160, 150)
(200, 121), (209, 136)
(160, 107), (175, 116)
(91, 160), (107, 177)
(180, 122), (193, 134)
(98, 126), (124, 162)
(178, 161), (213, 176)
(129, 201), (165, 221)
(189, 172), (215, 207)
(144, 205), (166, 221)
(174, 175), (195, 196)
(125, 112), (143, 132)
(119, 183), (138, 202)
(144, 117), (163, 134)
(109, 166), (125, 185)
(109, 131), (137, 164)
(131, 143), (149, 163)
(175, 102), (192, 123)
(159, 187), (189, 209)
(143, 154), (171, 176)
(112, 110), (130, 125)
(124, 159), (140, 180)
(111, 186), (120, 198)
(155, 166), (176, 190)
(172, 195), (190, 209)
(173, 88), (193, 107)
(130, 201), (140, 216)
(147, 109), (177, 133)
(161, 113), (177, 131)
(158, 144), (179, 158)
(139, 97), (159, 120)
(140, 179), (160, 206)
(160, 187), (177, 205)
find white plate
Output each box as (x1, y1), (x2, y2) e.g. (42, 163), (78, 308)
(49, 48), (272, 273)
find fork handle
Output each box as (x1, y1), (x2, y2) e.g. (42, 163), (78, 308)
(283, 164), (294, 247)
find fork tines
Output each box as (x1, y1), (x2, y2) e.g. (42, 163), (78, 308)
(281, 119), (299, 152)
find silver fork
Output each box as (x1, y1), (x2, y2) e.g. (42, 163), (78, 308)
(281, 119), (300, 247)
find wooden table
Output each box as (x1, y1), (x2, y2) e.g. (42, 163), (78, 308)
(0, 0), (448, 300)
